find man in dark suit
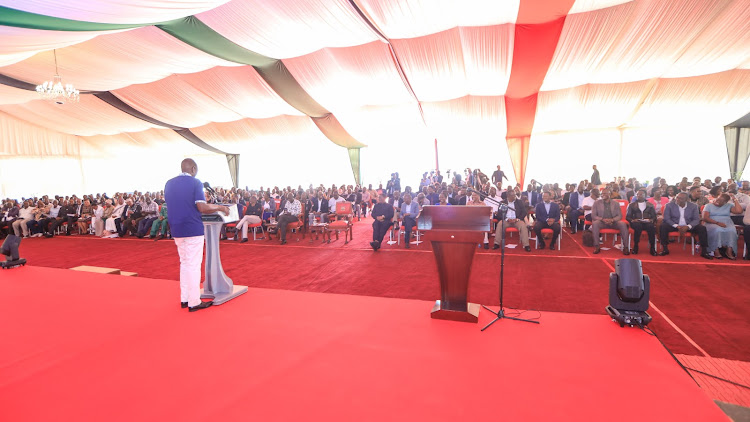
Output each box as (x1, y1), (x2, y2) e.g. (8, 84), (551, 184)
(522, 184), (541, 208)
(310, 191), (330, 223)
(533, 191), (561, 250)
(659, 192), (710, 259)
(456, 188), (468, 205)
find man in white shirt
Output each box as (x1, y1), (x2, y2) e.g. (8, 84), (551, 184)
(580, 188), (599, 224)
(493, 189), (531, 252)
(13, 200), (35, 238)
(328, 191), (345, 217)
(39, 200), (61, 236)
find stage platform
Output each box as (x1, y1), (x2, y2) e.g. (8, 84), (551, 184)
(0, 266), (727, 422)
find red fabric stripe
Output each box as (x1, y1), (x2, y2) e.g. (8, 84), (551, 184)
(505, 0), (574, 187)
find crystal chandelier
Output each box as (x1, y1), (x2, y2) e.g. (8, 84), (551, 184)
(36, 50), (79, 104)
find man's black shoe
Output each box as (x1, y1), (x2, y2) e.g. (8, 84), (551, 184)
(700, 252), (713, 260)
(493, 244), (500, 250)
(743, 255), (750, 260)
(659, 249), (669, 256)
(241, 238), (248, 243)
(631, 246), (639, 255)
(280, 240), (287, 245)
(483, 243), (489, 249)
(538, 241), (546, 250)
(524, 246), (531, 252)
(650, 248), (657, 256)
(593, 246), (601, 254)
(370, 241), (377, 250)
(549, 243), (555, 250)
(623, 249), (630, 256)
(189, 301), (213, 312)
(181, 302), (188, 308)
(405, 243), (410, 249)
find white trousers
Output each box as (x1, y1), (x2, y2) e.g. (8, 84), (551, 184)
(174, 235), (204, 307)
(236, 215), (262, 239)
(12, 219), (28, 237)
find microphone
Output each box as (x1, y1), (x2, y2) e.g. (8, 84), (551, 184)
(203, 182), (216, 195)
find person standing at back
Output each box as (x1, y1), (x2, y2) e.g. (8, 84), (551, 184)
(591, 165), (601, 186)
(164, 158), (229, 313)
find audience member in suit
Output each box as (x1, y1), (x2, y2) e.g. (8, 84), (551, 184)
(533, 191), (561, 250)
(400, 194), (419, 249)
(310, 191), (330, 223)
(626, 189), (657, 256)
(591, 189), (630, 255)
(566, 184), (589, 233)
(523, 185), (541, 218)
(389, 191), (404, 226)
(659, 192), (710, 259)
(370, 194), (394, 251)
(493, 189), (531, 252)
(456, 188), (468, 205)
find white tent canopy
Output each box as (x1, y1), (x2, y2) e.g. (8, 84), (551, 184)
(0, 0), (748, 198)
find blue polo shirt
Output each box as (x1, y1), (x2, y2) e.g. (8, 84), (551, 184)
(164, 173), (206, 238)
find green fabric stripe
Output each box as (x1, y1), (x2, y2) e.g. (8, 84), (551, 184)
(158, 17), (366, 147)
(0, 6), (159, 31)
(158, 18), (327, 117)
(347, 148), (361, 185)
(157, 17), (275, 67)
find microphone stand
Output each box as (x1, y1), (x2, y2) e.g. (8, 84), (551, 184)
(467, 188), (539, 331)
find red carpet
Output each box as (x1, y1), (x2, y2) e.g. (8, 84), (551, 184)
(0, 266), (727, 422)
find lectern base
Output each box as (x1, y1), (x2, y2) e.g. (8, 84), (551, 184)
(430, 301), (480, 323)
(201, 285), (248, 305)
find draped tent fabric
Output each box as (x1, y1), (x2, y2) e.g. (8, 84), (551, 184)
(725, 112), (750, 180)
(1, 0), (750, 197)
(0, 1), (230, 25)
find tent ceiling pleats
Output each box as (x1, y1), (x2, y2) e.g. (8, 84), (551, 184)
(0, 0), (748, 190)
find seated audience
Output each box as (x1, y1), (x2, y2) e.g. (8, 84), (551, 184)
(702, 193), (742, 259)
(92, 201), (104, 237)
(235, 195), (262, 242)
(276, 193), (301, 245)
(13, 200), (34, 238)
(626, 189), (657, 255)
(400, 193), (419, 249)
(370, 194), (394, 251)
(566, 184), (588, 233)
(659, 192), (710, 259)
(533, 191), (561, 250)
(150, 203), (169, 240)
(136, 196), (159, 238)
(76, 199), (93, 235)
(591, 188), (630, 255)
(493, 189), (530, 252)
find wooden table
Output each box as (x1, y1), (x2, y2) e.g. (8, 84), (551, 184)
(308, 223), (329, 243)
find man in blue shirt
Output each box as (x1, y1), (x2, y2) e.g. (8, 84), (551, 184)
(164, 159), (228, 312)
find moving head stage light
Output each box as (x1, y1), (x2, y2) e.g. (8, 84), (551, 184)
(1, 235), (26, 269)
(606, 258), (652, 327)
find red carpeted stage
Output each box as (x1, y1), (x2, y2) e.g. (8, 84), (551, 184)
(0, 266), (728, 422)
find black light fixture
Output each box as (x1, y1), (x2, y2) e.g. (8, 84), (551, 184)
(0, 235), (26, 269)
(606, 258), (652, 327)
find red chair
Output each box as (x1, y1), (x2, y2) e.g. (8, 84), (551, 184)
(534, 228), (561, 250)
(268, 205), (305, 242)
(224, 205), (246, 240)
(328, 202), (354, 244)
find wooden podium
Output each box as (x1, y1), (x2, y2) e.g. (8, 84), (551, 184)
(418, 205), (492, 323)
